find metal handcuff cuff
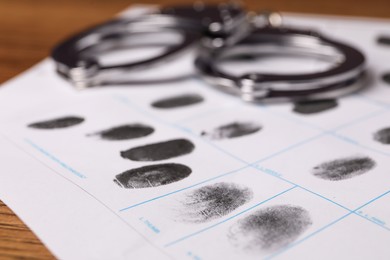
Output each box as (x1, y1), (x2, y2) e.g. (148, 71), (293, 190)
(51, 3), (366, 103)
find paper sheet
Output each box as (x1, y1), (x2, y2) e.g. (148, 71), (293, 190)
(1, 7), (390, 259)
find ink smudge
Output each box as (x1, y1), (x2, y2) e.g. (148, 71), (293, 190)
(312, 155), (376, 181)
(293, 99), (338, 115)
(377, 36), (390, 46)
(228, 205), (312, 253)
(373, 127), (390, 145)
(87, 124), (154, 140)
(151, 93), (204, 109)
(28, 116), (84, 129)
(121, 138), (195, 161)
(201, 122), (262, 140)
(176, 182), (253, 223)
(114, 163), (191, 189)
(382, 73), (390, 86)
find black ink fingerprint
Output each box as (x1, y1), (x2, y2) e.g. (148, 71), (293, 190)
(87, 124), (154, 140)
(114, 163), (191, 189)
(312, 155), (376, 181)
(176, 182), (253, 223)
(293, 99), (338, 115)
(228, 205), (312, 253)
(377, 36), (390, 46)
(373, 127), (390, 145)
(121, 138), (195, 162)
(151, 93), (204, 109)
(28, 116), (84, 129)
(201, 122), (262, 140)
(382, 73), (390, 86)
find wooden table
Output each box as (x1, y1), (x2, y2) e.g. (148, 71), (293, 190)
(0, 0), (389, 258)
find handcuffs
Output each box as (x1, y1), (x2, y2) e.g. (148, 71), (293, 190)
(52, 3), (366, 102)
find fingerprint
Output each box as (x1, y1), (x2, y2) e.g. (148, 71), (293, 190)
(312, 155), (376, 181)
(373, 127), (390, 144)
(121, 139), (195, 161)
(87, 124), (154, 140)
(114, 163), (191, 189)
(28, 116), (84, 129)
(382, 73), (390, 86)
(377, 36), (390, 46)
(292, 99), (338, 115)
(151, 94), (204, 109)
(176, 182), (253, 223)
(228, 205), (312, 253)
(201, 122), (262, 140)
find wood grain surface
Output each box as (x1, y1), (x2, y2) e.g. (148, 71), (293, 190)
(0, 0), (389, 259)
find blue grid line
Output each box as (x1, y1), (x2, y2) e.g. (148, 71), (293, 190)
(119, 165), (249, 211)
(258, 103), (390, 159)
(118, 131), (322, 211)
(265, 212), (354, 259)
(115, 95), (328, 212)
(266, 188), (390, 259)
(113, 94), (390, 247)
(253, 165), (354, 212)
(114, 94), (250, 164)
(330, 132), (390, 157)
(355, 212), (390, 232)
(355, 93), (390, 109)
(24, 138), (86, 179)
(250, 132), (327, 165)
(254, 164), (390, 233)
(330, 108), (387, 132)
(115, 94), (390, 221)
(164, 186), (298, 248)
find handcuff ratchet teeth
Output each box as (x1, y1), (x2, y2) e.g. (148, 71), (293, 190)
(51, 3), (366, 102)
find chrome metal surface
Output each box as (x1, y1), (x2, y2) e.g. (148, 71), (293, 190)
(51, 4), (367, 102)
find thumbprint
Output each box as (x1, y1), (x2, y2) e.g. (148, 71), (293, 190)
(292, 99), (338, 115)
(151, 94), (204, 109)
(228, 205), (312, 253)
(201, 122), (261, 140)
(87, 124), (154, 140)
(28, 116), (84, 129)
(382, 73), (390, 86)
(312, 155), (376, 181)
(114, 163), (191, 189)
(175, 182), (253, 223)
(373, 127), (390, 144)
(121, 139), (195, 161)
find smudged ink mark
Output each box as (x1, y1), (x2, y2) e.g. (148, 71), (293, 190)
(114, 163), (191, 189)
(373, 127), (390, 145)
(377, 36), (390, 46)
(176, 182), (253, 223)
(121, 138), (195, 161)
(292, 99), (338, 115)
(87, 124), (154, 140)
(312, 155), (376, 181)
(28, 116), (84, 129)
(228, 205), (312, 253)
(201, 122), (261, 140)
(382, 73), (390, 86)
(151, 93), (204, 109)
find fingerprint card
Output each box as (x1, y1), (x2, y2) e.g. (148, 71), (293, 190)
(1, 9), (390, 260)
(166, 188), (348, 259)
(179, 104), (321, 163)
(257, 134), (390, 209)
(2, 96), (245, 210)
(120, 167), (293, 245)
